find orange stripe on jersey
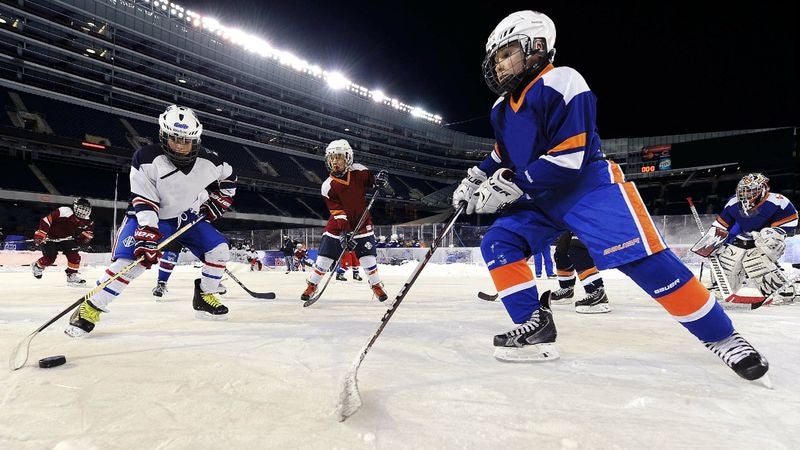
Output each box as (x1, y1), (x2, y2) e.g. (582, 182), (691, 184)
(330, 170), (351, 186)
(609, 161), (625, 184)
(489, 259), (534, 291)
(772, 213), (798, 227)
(578, 267), (599, 280)
(510, 64), (555, 112)
(68, 262), (80, 270)
(547, 133), (586, 154)
(654, 277), (709, 317)
(556, 269), (574, 277)
(330, 209), (346, 215)
(622, 182), (665, 254)
(715, 216), (729, 228)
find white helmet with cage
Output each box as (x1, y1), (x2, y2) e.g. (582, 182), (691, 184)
(736, 173), (770, 216)
(72, 197), (92, 220)
(325, 139), (354, 176)
(482, 10), (556, 96)
(295, 243), (304, 250)
(158, 104), (203, 167)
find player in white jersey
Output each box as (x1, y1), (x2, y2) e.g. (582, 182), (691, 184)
(691, 173), (798, 304)
(65, 105), (237, 337)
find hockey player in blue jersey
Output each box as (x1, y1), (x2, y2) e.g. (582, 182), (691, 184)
(691, 173), (798, 304)
(452, 10), (768, 382)
(65, 105), (237, 337)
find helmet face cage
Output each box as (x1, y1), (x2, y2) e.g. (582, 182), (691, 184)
(325, 142), (353, 176)
(736, 173), (770, 216)
(73, 198), (91, 220)
(158, 105), (203, 167)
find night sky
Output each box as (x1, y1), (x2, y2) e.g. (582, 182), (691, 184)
(176, 1), (798, 139)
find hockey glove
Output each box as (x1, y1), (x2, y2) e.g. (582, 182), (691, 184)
(753, 227), (786, 262)
(452, 166), (487, 214)
(340, 232), (358, 251)
(133, 226), (163, 269)
(473, 168), (524, 214)
(690, 226), (729, 257)
(77, 229), (94, 244)
(374, 170), (390, 191)
(200, 191), (233, 222)
(33, 229), (48, 246)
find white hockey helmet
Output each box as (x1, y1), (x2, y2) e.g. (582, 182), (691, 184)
(296, 243), (303, 250)
(325, 139), (353, 176)
(736, 173), (770, 216)
(482, 11), (556, 96)
(378, 235), (386, 243)
(73, 197), (91, 220)
(390, 233), (399, 241)
(158, 104), (203, 167)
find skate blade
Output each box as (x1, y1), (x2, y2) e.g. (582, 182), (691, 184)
(67, 283), (86, 288)
(752, 373), (774, 389)
(194, 311), (228, 321)
(154, 296), (170, 303)
(575, 304), (612, 314)
(494, 343), (559, 362)
(63, 325), (89, 338)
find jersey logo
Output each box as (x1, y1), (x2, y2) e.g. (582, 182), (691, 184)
(364, 242), (373, 250)
(123, 236), (136, 248)
(173, 122), (189, 129)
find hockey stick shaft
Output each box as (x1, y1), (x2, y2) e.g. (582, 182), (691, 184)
(224, 268), (275, 299)
(303, 189), (381, 307)
(336, 202), (465, 421)
(9, 215), (206, 371)
(687, 197), (735, 299)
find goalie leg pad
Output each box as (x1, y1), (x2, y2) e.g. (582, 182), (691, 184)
(743, 247), (789, 296)
(716, 245), (746, 292)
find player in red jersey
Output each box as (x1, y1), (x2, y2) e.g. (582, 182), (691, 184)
(301, 139), (389, 301)
(31, 198), (94, 285)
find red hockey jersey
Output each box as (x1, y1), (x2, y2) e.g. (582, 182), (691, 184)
(38, 207), (94, 241)
(322, 164), (376, 236)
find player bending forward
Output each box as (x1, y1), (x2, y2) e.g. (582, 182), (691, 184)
(301, 139), (389, 302)
(31, 197), (94, 286)
(691, 173), (798, 305)
(65, 105), (237, 337)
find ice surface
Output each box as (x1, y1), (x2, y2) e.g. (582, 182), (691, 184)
(1, 262), (798, 448)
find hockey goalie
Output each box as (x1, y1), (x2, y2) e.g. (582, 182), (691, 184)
(691, 173), (799, 307)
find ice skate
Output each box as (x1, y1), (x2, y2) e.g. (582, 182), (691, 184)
(704, 331), (769, 384)
(31, 263), (43, 279)
(336, 272), (348, 281)
(575, 287), (611, 314)
(192, 278), (228, 320)
(152, 281), (168, 299)
(548, 286), (574, 304)
(352, 272), (363, 281)
(370, 282), (388, 302)
(301, 281), (317, 302)
(493, 291), (559, 362)
(64, 300), (103, 337)
(66, 272), (86, 286)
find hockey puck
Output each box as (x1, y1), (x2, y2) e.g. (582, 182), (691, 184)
(38, 355), (67, 368)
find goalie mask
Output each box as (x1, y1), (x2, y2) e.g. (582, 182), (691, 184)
(736, 173), (770, 216)
(482, 10), (556, 96)
(73, 197), (91, 220)
(158, 104), (203, 167)
(325, 139), (353, 177)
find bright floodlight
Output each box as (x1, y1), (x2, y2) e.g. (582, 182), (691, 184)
(371, 90), (385, 103)
(326, 72), (350, 90)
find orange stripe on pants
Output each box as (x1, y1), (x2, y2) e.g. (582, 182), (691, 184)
(622, 182), (665, 254)
(489, 259), (534, 292)
(654, 277), (709, 317)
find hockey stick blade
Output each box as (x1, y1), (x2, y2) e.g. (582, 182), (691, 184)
(335, 366), (362, 422)
(478, 291), (499, 301)
(224, 269), (275, 299)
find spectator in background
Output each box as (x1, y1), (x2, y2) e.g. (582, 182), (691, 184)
(282, 235), (299, 274)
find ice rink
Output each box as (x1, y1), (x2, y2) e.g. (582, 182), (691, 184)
(1, 261), (799, 449)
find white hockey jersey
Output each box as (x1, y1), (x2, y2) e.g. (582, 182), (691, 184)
(128, 144), (237, 226)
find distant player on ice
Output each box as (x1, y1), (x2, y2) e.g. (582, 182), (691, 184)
(300, 139), (389, 302)
(30, 197), (94, 286)
(691, 173), (798, 305)
(549, 231), (612, 313)
(451, 10), (769, 382)
(66, 105), (237, 336)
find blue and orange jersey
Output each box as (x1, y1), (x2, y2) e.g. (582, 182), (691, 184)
(478, 64), (604, 193)
(714, 193), (798, 239)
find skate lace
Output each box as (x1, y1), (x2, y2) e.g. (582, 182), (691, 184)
(553, 287), (571, 295)
(704, 332), (755, 366)
(506, 311), (541, 337)
(200, 292), (222, 308)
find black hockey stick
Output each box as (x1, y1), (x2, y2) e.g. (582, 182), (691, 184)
(335, 202), (466, 421)
(478, 291), (498, 301)
(223, 268), (276, 299)
(303, 189), (381, 307)
(8, 215), (206, 371)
